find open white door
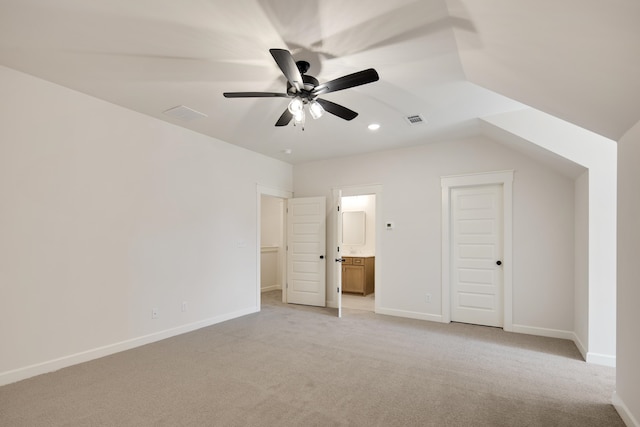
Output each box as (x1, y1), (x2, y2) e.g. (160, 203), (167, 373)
(334, 190), (343, 318)
(286, 196), (326, 307)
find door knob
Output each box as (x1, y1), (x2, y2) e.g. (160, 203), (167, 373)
(335, 258), (345, 263)
(496, 260), (502, 266)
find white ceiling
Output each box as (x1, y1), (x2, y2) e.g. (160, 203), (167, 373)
(1, 0), (638, 165)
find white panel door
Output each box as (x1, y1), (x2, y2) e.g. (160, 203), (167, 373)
(451, 185), (503, 327)
(287, 197), (326, 307)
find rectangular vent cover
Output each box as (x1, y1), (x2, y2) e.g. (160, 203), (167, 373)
(405, 114), (425, 125)
(163, 105), (208, 121)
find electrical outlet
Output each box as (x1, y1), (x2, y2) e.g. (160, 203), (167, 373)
(152, 308), (159, 319)
(426, 294), (431, 303)
(181, 301), (188, 312)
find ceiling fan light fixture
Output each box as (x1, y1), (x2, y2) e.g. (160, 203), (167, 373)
(288, 97), (303, 115)
(309, 100), (325, 120)
(293, 109), (305, 124)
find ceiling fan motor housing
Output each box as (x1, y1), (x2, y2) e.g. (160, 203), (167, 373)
(287, 74), (320, 98)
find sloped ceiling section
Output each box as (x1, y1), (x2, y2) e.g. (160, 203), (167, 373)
(0, 0), (636, 164)
(448, 0), (640, 141)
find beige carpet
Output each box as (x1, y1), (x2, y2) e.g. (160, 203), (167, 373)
(0, 290), (622, 426)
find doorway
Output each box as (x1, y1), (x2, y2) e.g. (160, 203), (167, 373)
(332, 185), (382, 316)
(257, 185), (291, 308)
(340, 194), (376, 313)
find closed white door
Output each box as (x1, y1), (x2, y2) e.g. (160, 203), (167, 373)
(287, 197), (326, 307)
(451, 185), (503, 327)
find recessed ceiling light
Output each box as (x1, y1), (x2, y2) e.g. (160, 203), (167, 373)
(368, 123), (380, 131)
(283, 148), (292, 155)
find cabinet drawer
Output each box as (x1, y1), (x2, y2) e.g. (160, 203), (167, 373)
(342, 257), (353, 265)
(352, 258), (364, 265)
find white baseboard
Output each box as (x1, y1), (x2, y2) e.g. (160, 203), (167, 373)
(0, 306), (258, 387)
(571, 332), (588, 361)
(375, 307), (443, 323)
(260, 285), (281, 292)
(586, 351), (616, 367)
(511, 324), (575, 340)
(511, 325), (615, 367)
(613, 391), (640, 427)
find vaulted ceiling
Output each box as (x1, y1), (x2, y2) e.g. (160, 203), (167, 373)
(1, 0), (638, 164)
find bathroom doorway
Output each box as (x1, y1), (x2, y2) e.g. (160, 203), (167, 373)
(340, 192), (378, 314)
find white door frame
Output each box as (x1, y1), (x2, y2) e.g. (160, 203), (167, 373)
(441, 171), (513, 331)
(331, 184), (382, 313)
(257, 185), (292, 309)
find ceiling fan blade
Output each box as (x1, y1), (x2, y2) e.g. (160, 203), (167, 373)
(312, 68), (379, 96)
(269, 48), (304, 92)
(223, 92), (289, 98)
(316, 98), (358, 121)
(275, 109), (293, 126)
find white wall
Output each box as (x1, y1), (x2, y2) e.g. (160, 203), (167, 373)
(294, 136), (576, 334)
(0, 66), (293, 385)
(482, 109), (617, 364)
(342, 195), (375, 256)
(573, 171), (589, 356)
(614, 120), (640, 426)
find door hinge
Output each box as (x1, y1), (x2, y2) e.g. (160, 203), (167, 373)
(337, 246), (340, 252)
(337, 287), (340, 293)
(286, 283), (288, 289)
(337, 205), (340, 212)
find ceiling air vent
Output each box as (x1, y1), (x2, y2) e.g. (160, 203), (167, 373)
(163, 105), (208, 121)
(404, 114), (426, 125)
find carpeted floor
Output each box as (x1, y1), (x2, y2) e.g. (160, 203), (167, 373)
(0, 290), (623, 426)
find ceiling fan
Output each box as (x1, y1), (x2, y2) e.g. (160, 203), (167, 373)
(223, 49), (379, 127)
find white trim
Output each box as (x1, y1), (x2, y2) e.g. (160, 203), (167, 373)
(511, 324), (574, 341)
(586, 352), (616, 367)
(0, 307), (258, 387)
(441, 170), (514, 331)
(613, 392), (640, 427)
(331, 189), (343, 318)
(256, 184), (293, 199)
(376, 307), (444, 323)
(256, 184), (292, 307)
(572, 332), (588, 361)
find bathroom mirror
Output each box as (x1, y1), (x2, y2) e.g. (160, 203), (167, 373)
(342, 211), (365, 245)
